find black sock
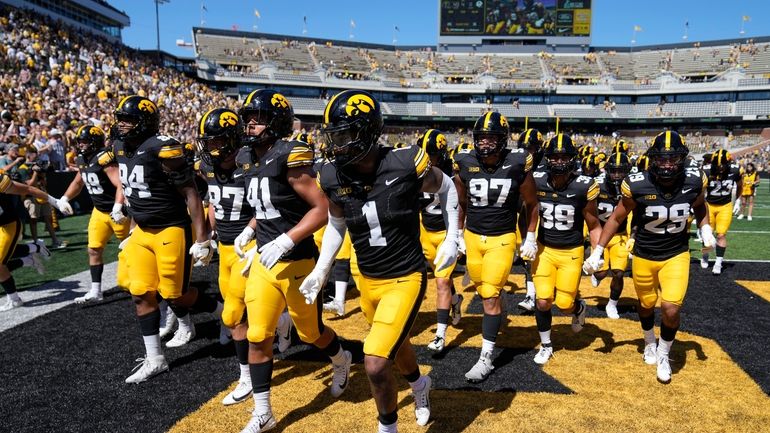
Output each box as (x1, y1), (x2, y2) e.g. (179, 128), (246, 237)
(90, 264), (104, 283)
(250, 360), (274, 393)
(138, 309), (161, 336)
(191, 291), (218, 313)
(15, 244), (31, 256)
(168, 303), (189, 318)
(378, 410), (398, 426)
(1, 276), (17, 295)
(403, 368), (420, 383)
(320, 334), (342, 357)
(660, 323), (679, 341)
(7, 258), (23, 272)
(482, 313), (502, 342)
(535, 307), (552, 332)
(640, 313), (655, 331)
(333, 259), (351, 283)
(436, 308), (450, 325)
(234, 338), (249, 365)
(716, 245), (726, 258)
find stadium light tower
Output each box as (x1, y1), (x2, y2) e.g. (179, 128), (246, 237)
(155, 0), (170, 59)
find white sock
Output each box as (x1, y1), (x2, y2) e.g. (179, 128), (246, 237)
(607, 299), (618, 308)
(239, 363), (251, 382)
(329, 346), (346, 366)
(643, 329), (656, 345)
(334, 281), (347, 304)
(21, 256), (33, 267)
(526, 281), (536, 298)
(91, 282), (102, 294)
(378, 420), (398, 433)
(481, 338), (495, 354)
(715, 256), (723, 266)
(213, 301), (224, 317)
(435, 323), (448, 339)
(538, 330), (552, 345)
(177, 313), (193, 333)
(143, 334), (162, 357)
(253, 390), (271, 414)
(409, 374), (427, 392)
(27, 241), (40, 253)
(658, 337), (674, 356)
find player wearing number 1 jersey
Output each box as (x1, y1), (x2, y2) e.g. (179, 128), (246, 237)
(701, 149), (742, 275)
(531, 134), (602, 365)
(113, 95), (217, 384)
(307, 90), (460, 432)
(454, 112), (538, 382)
(584, 131), (715, 384)
(231, 89), (351, 433)
(59, 125), (130, 303)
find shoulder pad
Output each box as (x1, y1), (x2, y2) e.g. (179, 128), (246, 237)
(235, 146), (253, 169)
(389, 145), (431, 179)
(317, 161), (338, 192)
(285, 140), (314, 169)
(96, 150), (115, 167)
(0, 172), (11, 193)
(151, 135), (184, 160)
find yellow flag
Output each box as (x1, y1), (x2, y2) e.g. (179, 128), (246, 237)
(254, 9), (261, 19)
(742, 15), (750, 22)
(634, 25), (643, 32)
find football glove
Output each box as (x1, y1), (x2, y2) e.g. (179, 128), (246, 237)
(434, 233), (459, 272)
(701, 224), (717, 249)
(110, 202), (127, 224)
(298, 268), (328, 305)
(239, 246), (258, 276)
(234, 226), (255, 258)
(258, 233), (294, 270)
(582, 246), (605, 275)
(625, 237), (635, 254)
(456, 229), (466, 255)
(50, 195), (73, 216)
(732, 200), (741, 216)
(519, 231), (538, 261)
(189, 240), (214, 266)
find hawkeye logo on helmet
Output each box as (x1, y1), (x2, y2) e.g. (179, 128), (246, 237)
(219, 111), (239, 128)
(89, 127), (103, 136)
(436, 134), (447, 149)
(345, 94), (375, 117)
(137, 100), (156, 113)
(499, 116), (509, 128)
(271, 94), (289, 109)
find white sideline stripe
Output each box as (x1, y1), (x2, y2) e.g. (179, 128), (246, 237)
(728, 230), (770, 234)
(0, 262), (117, 333)
(730, 259), (770, 263)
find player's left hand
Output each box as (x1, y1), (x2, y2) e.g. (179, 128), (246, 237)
(582, 246), (605, 275)
(258, 233), (294, 270)
(110, 202), (127, 224)
(189, 240), (214, 266)
(239, 246), (258, 276)
(519, 231), (538, 261)
(434, 235), (458, 272)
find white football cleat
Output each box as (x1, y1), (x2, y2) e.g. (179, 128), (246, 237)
(166, 326), (196, 348)
(737, 214), (744, 220)
(159, 307), (177, 339)
(605, 302), (620, 320)
(450, 294), (464, 325)
(643, 342), (658, 365)
(533, 345), (554, 365)
(330, 350), (352, 398)
(571, 299), (587, 333)
(712, 261), (722, 275)
(222, 379), (252, 406)
(656, 353), (672, 384)
(276, 313), (293, 352)
(34, 239), (51, 260)
(323, 300), (345, 316)
(517, 295), (535, 312)
(465, 351), (494, 383)
(125, 355), (169, 384)
(0, 296), (23, 312)
(413, 375), (431, 426)
(700, 256), (709, 269)
(74, 290), (103, 304)
(748, 216), (753, 222)
(240, 411), (276, 433)
(427, 335), (445, 352)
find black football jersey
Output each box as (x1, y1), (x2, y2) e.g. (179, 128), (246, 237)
(704, 164), (741, 206)
(595, 174), (627, 234)
(0, 173), (21, 225)
(533, 171), (599, 248)
(419, 157), (454, 232)
(319, 145), (431, 278)
(236, 140), (316, 261)
(454, 148), (533, 236)
(113, 136), (191, 229)
(199, 160), (253, 245)
(622, 167), (707, 261)
(76, 150), (118, 213)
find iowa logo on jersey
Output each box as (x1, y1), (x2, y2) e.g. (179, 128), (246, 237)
(271, 93), (289, 109)
(345, 94), (375, 117)
(218, 111), (239, 128)
(137, 99), (157, 113)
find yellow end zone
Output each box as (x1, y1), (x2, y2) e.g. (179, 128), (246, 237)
(736, 280), (770, 303)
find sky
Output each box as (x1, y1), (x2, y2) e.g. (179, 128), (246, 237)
(110, 0), (770, 58)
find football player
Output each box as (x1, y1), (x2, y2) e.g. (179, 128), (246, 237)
(113, 95), (218, 384)
(417, 129), (464, 352)
(590, 152), (633, 319)
(531, 134), (601, 365)
(736, 162), (759, 221)
(57, 125), (131, 303)
(454, 112), (538, 381)
(304, 90), (460, 432)
(232, 89), (352, 433)
(584, 131), (716, 384)
(701, 149), (742, 275)
(515, 128), (544, 311)
(580, 154), (601, 178)
(0, 174), (72, 311)
(195, 108), (260, 405)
